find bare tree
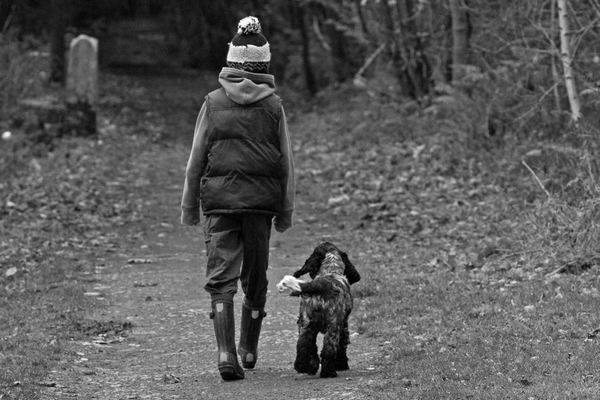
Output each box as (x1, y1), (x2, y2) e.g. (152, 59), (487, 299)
(448, 0), (471, 82)
(49, 0), (68, 84)
(557, 0), (581, 122)
(290, 0), (317, 95)
(549, 0), (562, 115)
(379, 0), (431, 99)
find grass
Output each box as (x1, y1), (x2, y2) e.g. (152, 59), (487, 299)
(289, 83), (600, 398)
(371, 269), (600, 397)
(0, 257), (90, 398)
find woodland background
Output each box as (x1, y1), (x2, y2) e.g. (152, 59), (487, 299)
(2, 0), (600, 398)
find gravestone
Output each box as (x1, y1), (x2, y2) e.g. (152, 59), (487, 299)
(64, 34), (98, 136)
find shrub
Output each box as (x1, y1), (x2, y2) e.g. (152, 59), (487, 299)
(522, 121), (600, 268)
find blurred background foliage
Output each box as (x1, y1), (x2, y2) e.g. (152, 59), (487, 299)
(1, 0), (599, 128)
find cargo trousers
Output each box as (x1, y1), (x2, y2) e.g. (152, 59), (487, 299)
(202, 213), (272, 308)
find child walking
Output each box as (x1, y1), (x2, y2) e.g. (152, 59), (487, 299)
(180, 16), (295, 381)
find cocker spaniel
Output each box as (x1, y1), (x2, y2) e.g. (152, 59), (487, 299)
(277, 242), (361, 378)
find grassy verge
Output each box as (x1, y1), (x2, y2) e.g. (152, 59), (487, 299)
(0, 65), (206, 398)
(289, 84), (600, 398)
(0, 133), (151, 398)
(0, 259), (91, 398)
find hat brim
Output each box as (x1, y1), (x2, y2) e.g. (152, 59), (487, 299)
(226, 43), (271, 63)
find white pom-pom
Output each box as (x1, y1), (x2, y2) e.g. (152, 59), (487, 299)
(237, 16), (262, 35)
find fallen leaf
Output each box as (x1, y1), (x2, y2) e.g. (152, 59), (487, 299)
(162, 373), (181, 384)
(327, 194), (350, 207)
(127, 258), (153, 264)
(36, 381), (56, 387)
(133, 281), (158, 288)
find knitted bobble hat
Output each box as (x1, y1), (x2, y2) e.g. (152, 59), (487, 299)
(226, 16), (271, 73)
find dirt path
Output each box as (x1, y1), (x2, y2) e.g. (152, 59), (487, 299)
(40, 72), (400, 400)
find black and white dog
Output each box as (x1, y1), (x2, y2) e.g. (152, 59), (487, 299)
(277, 242), (361, 377)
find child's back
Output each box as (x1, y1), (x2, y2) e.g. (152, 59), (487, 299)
(180, 16), (294, 381)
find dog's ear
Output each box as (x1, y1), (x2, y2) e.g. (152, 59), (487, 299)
(340, 251), (360, 285)
(293, 246), (325, 279)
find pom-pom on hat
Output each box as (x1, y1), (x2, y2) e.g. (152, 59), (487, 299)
(226, 16), (271, 73)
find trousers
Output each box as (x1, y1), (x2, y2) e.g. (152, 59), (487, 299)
(203, 213), (272, 308)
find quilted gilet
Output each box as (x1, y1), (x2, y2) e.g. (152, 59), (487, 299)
(200, 88), (283, 215)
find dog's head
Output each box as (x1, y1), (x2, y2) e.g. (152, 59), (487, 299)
(292, 242), (360, 284)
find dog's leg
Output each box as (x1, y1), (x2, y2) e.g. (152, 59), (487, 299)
(294, 317), (319, 375)
(320, 326), (340, 378)
(334, 317), (350, 371)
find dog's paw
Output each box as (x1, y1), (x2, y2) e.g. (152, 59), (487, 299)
(294, 355), (319, 375)
(277, 275), (303, 293)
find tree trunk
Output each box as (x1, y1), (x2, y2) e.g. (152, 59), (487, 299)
(449, 0), (472, 82)
(291, 1), (317, 95)
(353, 0), (370, 38)
(557, 0), (581, 123)
(549, 0), (562, 114)
(385, 0), (431, 99)
(49, 0), (67, 84)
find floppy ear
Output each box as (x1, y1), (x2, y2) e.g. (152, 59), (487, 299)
(293, 249), (324, 280)
(340, 251), (360, 285)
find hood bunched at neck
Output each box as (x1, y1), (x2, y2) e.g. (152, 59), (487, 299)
(218, 67), (276, 105)
(226, 16), (271, 74)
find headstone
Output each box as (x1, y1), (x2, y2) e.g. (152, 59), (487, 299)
(65, 34), (98, 136)
(67, 35), (98, 105)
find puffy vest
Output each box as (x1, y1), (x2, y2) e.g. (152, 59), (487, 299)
(200, 88), (283, 215)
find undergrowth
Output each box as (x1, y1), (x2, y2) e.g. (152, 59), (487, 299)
(520, 120), (600, 269)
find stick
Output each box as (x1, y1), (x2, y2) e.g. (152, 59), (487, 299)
(515, 82), (560, 121)
(546, 265), (566, 277)
(355, 43), (386, 78)
(522, 160), (552, 199)
(2, 5), (15, 33)
(312, 17), (331, 52)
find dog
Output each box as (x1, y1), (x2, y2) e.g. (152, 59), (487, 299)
(277, 242), (361, 377)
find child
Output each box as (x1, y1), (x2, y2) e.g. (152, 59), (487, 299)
(180, 16), (295, 381)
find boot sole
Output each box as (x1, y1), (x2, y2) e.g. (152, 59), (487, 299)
(219, 364), (245, 381)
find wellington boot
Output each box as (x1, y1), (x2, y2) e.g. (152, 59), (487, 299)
(238, 303), (266, 369)
(210, 301), (245, 381)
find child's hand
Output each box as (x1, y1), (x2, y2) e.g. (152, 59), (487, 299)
(277, 275), (303, 294)
(274, 213), (292, 232)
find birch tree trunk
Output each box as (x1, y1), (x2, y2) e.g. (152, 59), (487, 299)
(550, 0), (562, 114)
(557, 0), (581, 123)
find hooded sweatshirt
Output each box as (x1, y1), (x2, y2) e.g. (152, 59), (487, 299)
(181, 68), (295, 229)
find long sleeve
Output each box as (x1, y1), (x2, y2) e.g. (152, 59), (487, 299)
(275, 106), (295, 231)
(180, 102), (209, 225)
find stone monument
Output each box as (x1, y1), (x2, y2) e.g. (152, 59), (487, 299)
(64, 34), (98, 136)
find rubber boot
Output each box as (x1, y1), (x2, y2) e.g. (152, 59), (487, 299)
(210, 300), (245, 381)
(238, 303), (266, 369)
